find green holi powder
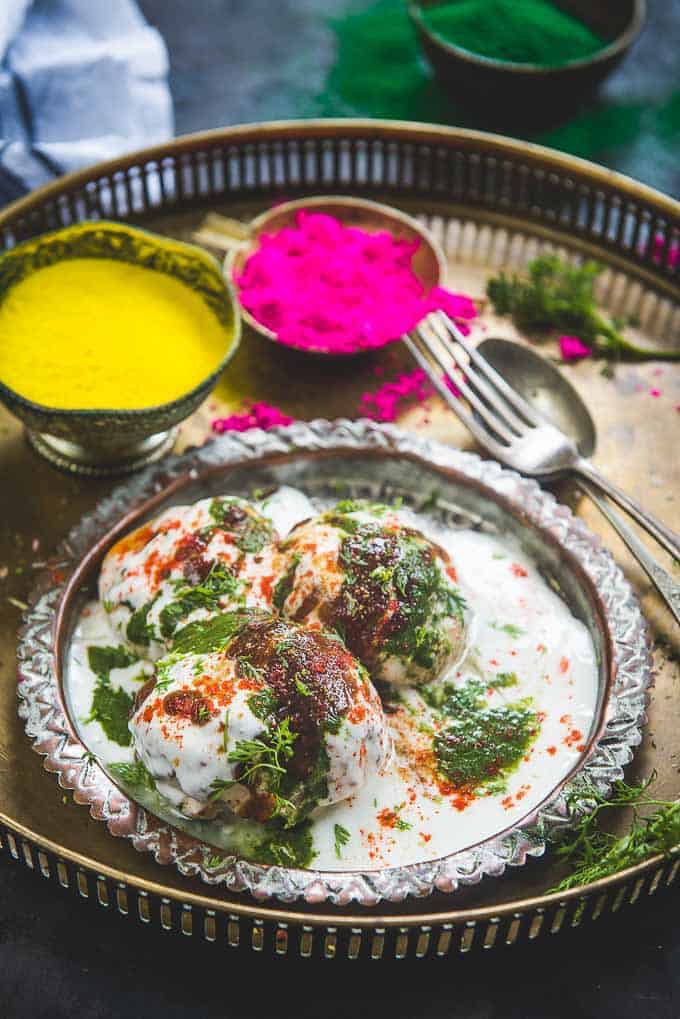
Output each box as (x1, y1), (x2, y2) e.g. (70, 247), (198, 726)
(420, 0), (605, 67)
(313, 0), (680, 194)
(315, 0), (451, 122)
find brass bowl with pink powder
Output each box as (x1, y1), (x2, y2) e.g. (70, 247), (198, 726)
(194, 195), (448, 356)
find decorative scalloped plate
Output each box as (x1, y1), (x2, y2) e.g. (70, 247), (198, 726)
(17, 420), (652, 906)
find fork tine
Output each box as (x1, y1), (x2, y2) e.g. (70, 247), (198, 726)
(436, 312), (542, 427)
(427, 316), (530, 437)
(403, 332), (509, 460)
(416, 321), (517, 445)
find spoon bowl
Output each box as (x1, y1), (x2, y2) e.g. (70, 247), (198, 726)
(476, 337), (596, 458)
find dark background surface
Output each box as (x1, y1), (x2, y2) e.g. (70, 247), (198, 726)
(2, 1), (679, 1016)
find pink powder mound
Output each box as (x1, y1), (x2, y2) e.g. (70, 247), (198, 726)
(235, 210), (477, 354)
(559, 335), (592, 362)
(211, 402), (294, 433)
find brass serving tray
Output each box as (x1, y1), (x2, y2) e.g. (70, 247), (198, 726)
(0, 120), (678, 959)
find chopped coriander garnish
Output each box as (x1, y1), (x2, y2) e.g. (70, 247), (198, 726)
(491, 621), (526, 639)
(208, 778), (234, 801)
(159, 562), (243, 639)
(228, 718), (296, 784)
(238, 658), (262, 681)
(257, 821), (316, 868)
(550, 775), (680, 892)
(85, 645), (139, 746)
(126, 598), (157, 646)
(86, 684), (134, 746)
(334, 823), (351, 858)
(248, 688), (277, 721)
(272, 553), (301, 611)
(109, 759), (156, 791)
(491, 671), (519, 689)
(196, 704), (212, 725)
(295, 676), (313, 697)
(87, 645), (138, 681)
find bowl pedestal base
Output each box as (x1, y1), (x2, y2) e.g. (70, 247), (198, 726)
(26, 427), (179, 477)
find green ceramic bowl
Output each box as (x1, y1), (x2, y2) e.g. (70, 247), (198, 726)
(0, 221), (241, 476)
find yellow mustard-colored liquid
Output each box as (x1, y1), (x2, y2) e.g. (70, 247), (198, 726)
(0, 258), (232, 409)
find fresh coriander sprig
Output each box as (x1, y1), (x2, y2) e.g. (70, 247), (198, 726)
(334, 823), (351, 859)
(550, 775), (680, 892)
(227, 718), (297, 784)
(487, 254), (679, 361)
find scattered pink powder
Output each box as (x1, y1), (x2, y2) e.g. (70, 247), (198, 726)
(649, 388), (662, 398)
(651, 233), (680, 269)
(358, 369), (431, 421)
(559, 335), (592, 361)
(358, 368), (463, 422)
(235, 210), (477, 354)
(211, 402), (294, 433)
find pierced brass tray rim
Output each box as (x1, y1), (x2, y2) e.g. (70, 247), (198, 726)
(17, 421), (651, 908)
(3, 791), (673, 928)
(0, 119), (678, 228)
(1, 117), (675, 942)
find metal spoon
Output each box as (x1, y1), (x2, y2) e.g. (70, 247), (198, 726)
(476, 337), (680, 627)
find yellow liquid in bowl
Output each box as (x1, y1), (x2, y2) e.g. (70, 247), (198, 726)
(0, 258), (233, 410)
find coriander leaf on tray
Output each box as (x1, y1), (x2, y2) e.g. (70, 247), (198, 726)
(487, 254), (679, 361)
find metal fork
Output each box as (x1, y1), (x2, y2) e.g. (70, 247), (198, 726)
(404, 312), (680, 626)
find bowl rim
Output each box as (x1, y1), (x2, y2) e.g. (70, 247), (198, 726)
(408, 0), (647, 74)
(226, 193), (448, 356)
(16, 421), (652, 905)
(0, 219), (242, 420)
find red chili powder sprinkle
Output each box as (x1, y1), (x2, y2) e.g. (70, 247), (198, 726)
(235, 210), (477, 354)
(377, 808), (399, 829)
(564, 728), (583, 749)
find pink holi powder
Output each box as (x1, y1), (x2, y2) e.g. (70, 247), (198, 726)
(211, 402), (294, 433)
(651, 233), (680, 269)
(559, 335), (592, 362)
(358, 369), (431, 422)
(358, 369), (462, 422)
(649, 388), (662, 398)
(235, 210), (477, 354)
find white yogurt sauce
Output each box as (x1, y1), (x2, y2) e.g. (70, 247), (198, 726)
(66, 486), (599, 872)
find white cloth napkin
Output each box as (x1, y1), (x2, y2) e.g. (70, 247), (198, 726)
(0, 0), (173, 205)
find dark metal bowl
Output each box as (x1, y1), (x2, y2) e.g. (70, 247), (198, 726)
(0, 221), (241, 476)
(409, 0), (647, 125)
